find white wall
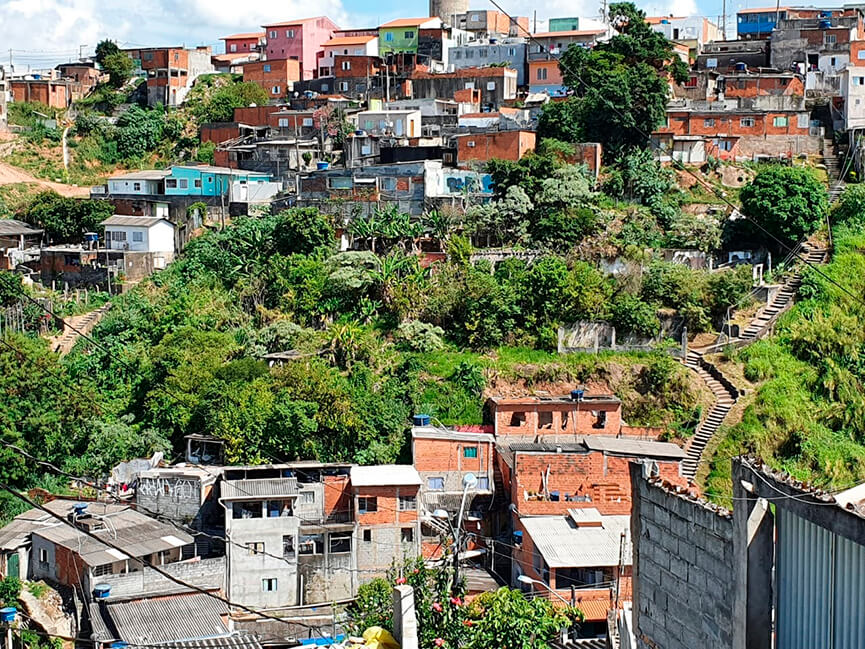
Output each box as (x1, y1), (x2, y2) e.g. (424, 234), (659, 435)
(843, 67), (865, 129)
(105, 221), (175, 253)
(108, 179), (160, 195)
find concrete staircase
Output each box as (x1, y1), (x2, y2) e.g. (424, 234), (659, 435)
(681, 243), (829, 478)
(682, 351), (737, 478)
(49, 302), (112, 355)
(823, 138), (845, 202)
(739, 244), (829, 342)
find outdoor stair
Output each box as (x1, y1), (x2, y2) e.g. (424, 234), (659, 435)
(50, 302), (112, 356)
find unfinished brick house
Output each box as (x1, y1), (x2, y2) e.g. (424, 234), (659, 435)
(487, 393), (623, 439)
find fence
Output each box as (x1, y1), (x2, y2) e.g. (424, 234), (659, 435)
(557, 319), (685, 356)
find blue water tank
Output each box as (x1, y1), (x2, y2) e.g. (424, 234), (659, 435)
(412, 414), (431, 426)
(735, 62), (747, 72)
(820, 19), (832, 29)
(93, 583), (111, 599)
(316, 162), (330, 170)
(108, 642), (129, 649)
(570, 389), (585, 402)
(72, 503), (88, 516)
(0, 608), (16, 623)
(661, 19), (669, 24)
(83, 232), (99, 243)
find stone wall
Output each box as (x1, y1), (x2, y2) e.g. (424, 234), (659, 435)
(629, 463), (734, 649)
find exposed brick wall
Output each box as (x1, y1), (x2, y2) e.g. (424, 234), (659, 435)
(457, 130), (535, 164)
(324, 475), (351, 521)
(412, 438), (493, 473)
(353, 485), (419, 526)
(492, 400), (622, 438)
(630, 464), (734, 649)
(201, 123), (241, 144)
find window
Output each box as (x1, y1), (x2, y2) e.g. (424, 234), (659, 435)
(328, 177), (353, 190)
(537, 67), (547, 81)
(232, 501), (262, 519)
(262, 578), (278, 592)
(773, 116), (789, 127)
(404, 31), (415, 39)
(283, 535), (295, 558)
(321, 83), (329, 91)
(93, 564), (112, 577)
(704, 118), (715, 127)
(593, 410), (607, 429)
(831, 57), (837, 66)
(427, 477), (445, 491)
(178, 179), (188, 189)
(272, 85), (281, 94)
(538, 412), (553, 429)
(508, 47), (516, 56)
(509, 411), (526, 426)
(486, 81), (496, 90)
(740, 117), (755, 127)
(329, 532), (352, 554)
(230, 44), (237, 52)
(859, 50), (865, 60)
(269, 30), (277, 39)
(278, 118), (289, 127)
(286, 29), (294, 38)
(300, 491), (315, 504)
(342, 60), (351, 70)
(555, 567), (612, 589)
(398, 495), (417, 511)
(38, 548), (48, 566)
(714, 139), (733, 152)
(166, 179), (178, 189)
(302, 117), (314, 126)
(358, 496), (378, 513)
(380, 177), (398, 191)
(463, 446), (478, 458)
(111, 231), (127, 242)
(247, 541), (264, 555)
(466, 140), (475, 147)
(298, 534), (324, 555)
(268, 500), (292, 517)
(478, 48), (488, 57)
(466, 50), (474, 59)
(825, 34), (836, 45)
(477, 476), (490, 490)
(263, 64), (271, 72)
(401, 527), (414, 543)
(385, 32), (394, 42)
(561, 411), (569, 430)
(339, 81), (349, 92)
(471, 13), (479, 20)
(454, 50), (462, 59)
(194, 179), (202, 188)
(132, 231), (143, 243)
(363, 529), (372, 542)
(133, 182), (141, 191)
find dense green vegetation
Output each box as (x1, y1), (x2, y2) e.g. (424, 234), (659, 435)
(706, 210), (865, 503)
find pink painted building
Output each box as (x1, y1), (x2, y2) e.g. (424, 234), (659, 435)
(262, 16), (340, 80)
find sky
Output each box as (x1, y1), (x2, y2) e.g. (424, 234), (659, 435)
(1, 0), (760, 71)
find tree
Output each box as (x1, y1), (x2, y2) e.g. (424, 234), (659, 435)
(536, 99), (583, 143)
(115, 106), (164, 159)
(739, 166), (828, 246)
(557, 2), (688, 159)
(102, 52), (134, 88)
(0, 577), (21, 607)
(831, 183), (865, 228)
(94, 40), (120, 67)
(18, 192), (115, 243)
(467, 588), (576, 649)
(274, 208), (336, 255)
(197, 81), (270, 123)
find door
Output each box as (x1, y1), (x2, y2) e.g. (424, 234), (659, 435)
(7, 553), (19, 579)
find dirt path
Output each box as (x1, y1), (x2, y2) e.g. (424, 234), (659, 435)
(0, 135), (89, 197)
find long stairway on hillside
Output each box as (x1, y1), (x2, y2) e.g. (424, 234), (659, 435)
(49, 302), (112, 355)
(824, 138), (846, 202)
(681, 242), (829, 479)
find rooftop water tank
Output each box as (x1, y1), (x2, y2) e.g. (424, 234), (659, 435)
(72, 502), (88, 516)
(412, 414), (431, 426)
(820, 19), (832, 29)
(316, 162), (330, 170)
(735, 62), (747, 72)
(83, 232), (99, 243)
(0, 608), (16, 623)
(570, 388), (585, 402)
(93, 584), (111, 599)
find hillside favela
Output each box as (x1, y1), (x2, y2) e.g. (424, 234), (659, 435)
(1, 0), (865, 647)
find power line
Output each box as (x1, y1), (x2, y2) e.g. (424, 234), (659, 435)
(487, 0), (865, 309)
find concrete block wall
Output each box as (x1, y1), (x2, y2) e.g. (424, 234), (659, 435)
(629, 464), (734, 649)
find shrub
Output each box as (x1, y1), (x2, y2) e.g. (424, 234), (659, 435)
(395, 320), (446, 352)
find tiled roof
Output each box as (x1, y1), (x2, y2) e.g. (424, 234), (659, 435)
(88, 591), (236, 644)
(263, 16), (335, 27)
(324, 35), (377, 46)
(571, 597), (613, 622)
(221, 32), (265, 40)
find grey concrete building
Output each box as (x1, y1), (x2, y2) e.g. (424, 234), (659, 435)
(448, 40), (527, 86)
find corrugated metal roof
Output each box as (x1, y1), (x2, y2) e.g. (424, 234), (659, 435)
(102, 215), (170, 227)
(220, 477), (298, 500)
(109, 170), (170, 181)
(582, 436), (685, 460)
(168, 635), (264, 649)
(411, 425), (495, 443)
(350, 465), (421, 487)
(0, 219), (42, 236)
(519, 513), (631, 568)
(89, 591), (233, 643)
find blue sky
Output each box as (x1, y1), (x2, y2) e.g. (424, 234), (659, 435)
(0, 0), (756, 70)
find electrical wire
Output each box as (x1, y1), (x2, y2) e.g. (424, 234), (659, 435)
(486, 0), (865, 309)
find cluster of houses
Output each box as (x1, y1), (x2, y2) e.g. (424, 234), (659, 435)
(0, 390), (688, 644)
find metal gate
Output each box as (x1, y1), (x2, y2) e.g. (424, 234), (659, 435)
(776, 508), (865, 648)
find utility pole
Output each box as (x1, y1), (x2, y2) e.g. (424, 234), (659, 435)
(721, 0), (727, 40)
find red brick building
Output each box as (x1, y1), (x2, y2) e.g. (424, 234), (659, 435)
(9, 80), (70, 108)
(456, 130), (536, 164)
(243, 59), (302, 100)
(487, 393), (623, 439)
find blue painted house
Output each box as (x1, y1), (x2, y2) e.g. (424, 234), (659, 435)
(164, 165), (272, 197)
(736, 7), (789, 40)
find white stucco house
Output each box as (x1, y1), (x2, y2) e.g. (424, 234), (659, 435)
(101, 215), (175, 254)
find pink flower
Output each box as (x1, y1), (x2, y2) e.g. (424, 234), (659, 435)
(396, 577), (407, 585)
(434, 639), (445, 647)
(413, 569), (420, 574)
(432, 602), (443, 612)
(449, 596), (462, 606)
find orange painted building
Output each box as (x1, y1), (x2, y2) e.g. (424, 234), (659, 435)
(9, 80), (70, 108)
(243, 59), (302, 100)
(528, 59), (564, 88)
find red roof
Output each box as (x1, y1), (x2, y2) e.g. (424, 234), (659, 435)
(460, 112), (501, 118)
(222, 32), (265, 40)
(453, 425), (495, 434)
(323, 35), (377, 47)
(380, 17), (440, 28)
